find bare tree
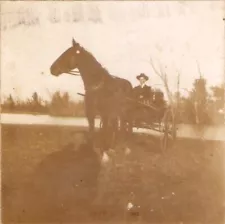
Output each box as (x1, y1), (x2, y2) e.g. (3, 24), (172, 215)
(149, 58), (176, 106)
(193, 61), (208, 125)
(149, 58), (179, 140)
(194, 61), (201, 124)
(175, 69), (181, 122)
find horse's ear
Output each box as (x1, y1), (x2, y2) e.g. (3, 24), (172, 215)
(72, 38), (76, 47)
(72, 38), (81, 48)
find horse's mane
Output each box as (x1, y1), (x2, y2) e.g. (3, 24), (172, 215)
(78, 43), (132, 88)
(80, 45), (112, 78)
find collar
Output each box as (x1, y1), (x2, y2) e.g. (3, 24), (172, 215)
(140, 84), (146, 88)
(86, 77), (105, 93)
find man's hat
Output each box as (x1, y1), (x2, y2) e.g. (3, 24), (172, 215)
(136, 73), (149, 81)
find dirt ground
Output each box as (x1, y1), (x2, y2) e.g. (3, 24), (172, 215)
(1, 124), (225, 223)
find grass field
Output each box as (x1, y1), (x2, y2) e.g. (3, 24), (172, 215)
(2, 124), (225, 223)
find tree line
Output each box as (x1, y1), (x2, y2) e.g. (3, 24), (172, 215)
(175, 78), (224, 125)
(1, 91), (85, 117)
(1, 78), (224, 125)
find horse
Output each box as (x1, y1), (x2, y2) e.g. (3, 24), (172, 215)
(50, 38), (133, 159)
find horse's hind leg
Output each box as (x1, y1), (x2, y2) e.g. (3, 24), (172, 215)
(109, 117), (119, 149)
(99, 116), (111, 163)
(101, 116), (113, 151)
(117, 115), (133, 152)
(86, 115), (95, 145)
(101, 116), (117, 145)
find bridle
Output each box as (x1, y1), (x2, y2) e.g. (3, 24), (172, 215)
(67, 71), (80, 76)
(65, 48), (118, 93)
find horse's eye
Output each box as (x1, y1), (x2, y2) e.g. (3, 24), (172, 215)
(76, 50), (80, 54)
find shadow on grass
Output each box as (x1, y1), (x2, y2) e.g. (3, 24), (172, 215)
(2, 125), (225, 223)
(4, 135), (101, 223)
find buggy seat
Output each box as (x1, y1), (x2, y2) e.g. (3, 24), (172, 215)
(151, 89), (166, 110)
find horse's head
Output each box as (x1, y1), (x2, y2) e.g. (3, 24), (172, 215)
(50, 38), (82, 76)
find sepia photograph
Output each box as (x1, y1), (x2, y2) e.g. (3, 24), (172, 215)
(1, 1), (225, 223)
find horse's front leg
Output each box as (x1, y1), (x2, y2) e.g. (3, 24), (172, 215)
(100, 115), (109, 151)
(85, 106), (95, 144)
(84, 94), (96, 143)
(109, 116), (119, 149)
(99, 115), (111, 163)
(87, 115), (95, 136)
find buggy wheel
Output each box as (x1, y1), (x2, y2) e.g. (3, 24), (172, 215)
(160, 109), (177, 151)
(99, 119), (103, 130)
(100, 120), (102, 129)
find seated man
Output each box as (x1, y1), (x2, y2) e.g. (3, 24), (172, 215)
(133, 73), (152, 104)
(132, 73), (153, 125)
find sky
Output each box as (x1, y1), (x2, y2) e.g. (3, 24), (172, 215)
(1, 1), (224, 101)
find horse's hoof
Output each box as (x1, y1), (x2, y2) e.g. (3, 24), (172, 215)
(101, 152), (110, 164)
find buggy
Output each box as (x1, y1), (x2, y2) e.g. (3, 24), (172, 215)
(50, 38), (177, 151)
(78, 88), (177, 150)
(126, 88), (177, 150)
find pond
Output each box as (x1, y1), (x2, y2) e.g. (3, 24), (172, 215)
(1, 113), (225, 141)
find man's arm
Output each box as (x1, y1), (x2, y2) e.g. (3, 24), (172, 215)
(141, 86), (152, 100)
